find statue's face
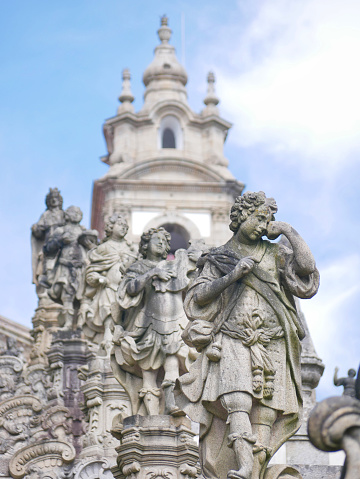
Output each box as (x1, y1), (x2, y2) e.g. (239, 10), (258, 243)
(112, 218), (128, 239)
(239, 206), (271, 243)
(65, 208), (82, 224)
(147, 232), (168, 258)
(48, 195), (61, 209)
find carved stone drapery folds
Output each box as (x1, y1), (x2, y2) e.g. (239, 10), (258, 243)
(308, 395), (360, 479)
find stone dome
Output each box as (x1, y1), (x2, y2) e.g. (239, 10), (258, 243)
(142, 16), (188, 87)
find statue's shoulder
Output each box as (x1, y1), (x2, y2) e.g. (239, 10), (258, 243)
(126, 258), (148, 275)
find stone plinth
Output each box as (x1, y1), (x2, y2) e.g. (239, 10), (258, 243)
(111, 415), (199, 479)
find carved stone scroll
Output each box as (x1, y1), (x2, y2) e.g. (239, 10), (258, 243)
(9, 440), (76, 478)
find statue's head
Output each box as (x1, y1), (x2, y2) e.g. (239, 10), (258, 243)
(229, 191), (278, 234)
(139, 227), (171, 259)
(348, 369), (356, 378)
(104, 214), (129, 239)
(45, 188), (63, 210)
(64, 206), (83, 224)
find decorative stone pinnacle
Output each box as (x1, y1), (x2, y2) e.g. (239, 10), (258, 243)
(203, 71), (219, 107)
(158, 15), (171, 44)
(119, 68), (134, 104)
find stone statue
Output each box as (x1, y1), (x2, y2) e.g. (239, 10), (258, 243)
(111, 227), (202, 417)
(44, 206), (98, 329)
(31, 188), (65, 293)
(176, 191), (320, 479)
(79, 214), (138, 349)
(334, 367), (356, 397)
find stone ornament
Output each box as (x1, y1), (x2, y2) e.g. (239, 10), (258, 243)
(111, 415), (199, 479)
(80, 214), (138, 350)
(72, 458), (114, 479)
(111, 227), (203, 417)
(176, 191), (319, 479)
(334, 367), (357, 397)
(308, 395), (360, 479)
(9, 440), (76, 478)
(0, 355), (23, 401)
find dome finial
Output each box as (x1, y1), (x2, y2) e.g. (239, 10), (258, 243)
(118, 68), (134, 113)
(158, 15), (172, 44)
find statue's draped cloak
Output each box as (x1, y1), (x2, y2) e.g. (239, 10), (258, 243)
(176, 239), (319, 469)
(84, 240), (137, 329)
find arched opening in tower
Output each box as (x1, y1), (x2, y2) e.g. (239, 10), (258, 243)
(162, 128), (176, 148)
(160, 223), (190, 258)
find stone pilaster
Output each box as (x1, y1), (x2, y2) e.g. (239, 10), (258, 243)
(111, 415), (199, 479)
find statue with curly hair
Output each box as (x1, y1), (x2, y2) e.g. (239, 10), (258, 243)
(79, 214), (138, 349)
(111, 227), (203, 417)
(176, 191), (319, 479)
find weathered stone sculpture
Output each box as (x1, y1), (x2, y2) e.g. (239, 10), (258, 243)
(79, 214), (138, 349)
(308, 392), (360, 479)
(334, 367), (357, 397)
(44, 206), (98, 329)
(31, 188), (65, 293)
(176, 191), (320, 479)
(111, 227), (201, 417)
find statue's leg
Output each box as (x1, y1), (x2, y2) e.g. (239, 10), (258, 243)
(221, 392), (255, 479)
(250, 404), (277, 479)
(100, 316), (114, 353)
(141, 370), (161, 415)
(59, 291), (74, 329)
(162, 355), (184, 416)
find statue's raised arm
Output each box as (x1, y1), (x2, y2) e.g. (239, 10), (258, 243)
(177, 191), (319, 479)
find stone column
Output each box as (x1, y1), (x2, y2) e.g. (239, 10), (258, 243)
(111, 415), (199, 479)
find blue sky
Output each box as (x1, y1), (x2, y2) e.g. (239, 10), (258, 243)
(0, 0), (359, 400)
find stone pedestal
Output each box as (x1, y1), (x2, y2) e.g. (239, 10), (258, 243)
(111, 415), (199, 479)
(79, 353), (131, 460)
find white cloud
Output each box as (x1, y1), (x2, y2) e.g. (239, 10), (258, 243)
(301, 254), (360, 398)
(200, 0), (360, 165)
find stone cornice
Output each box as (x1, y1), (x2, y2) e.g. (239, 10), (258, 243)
(0, 314), (32, 346)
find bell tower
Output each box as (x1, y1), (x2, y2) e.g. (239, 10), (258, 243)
(91, 16), (244, 249)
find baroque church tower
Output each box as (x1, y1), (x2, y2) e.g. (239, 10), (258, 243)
(91, 16), (244, 250)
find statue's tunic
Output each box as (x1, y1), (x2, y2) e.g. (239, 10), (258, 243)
(116, 255), (191, 376)
(177, 239), (319, 451)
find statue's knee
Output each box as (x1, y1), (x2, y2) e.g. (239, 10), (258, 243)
(251, 405), (277, 427)
(221, 391), (252, 414)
